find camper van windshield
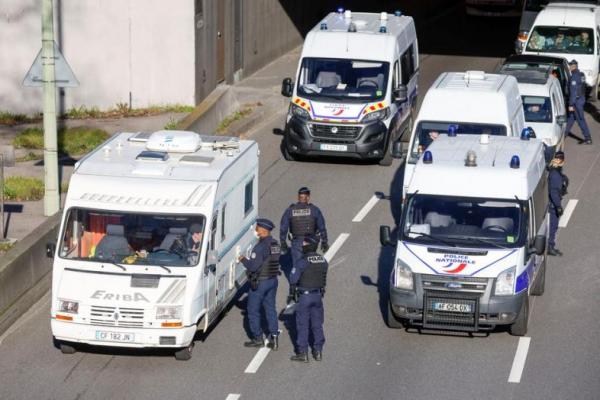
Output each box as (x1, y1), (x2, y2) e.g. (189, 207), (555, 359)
(526, 26), (594, 55)
(402, 195), (525, 248)
(297, 57), (389, 102)
(409, 121), (507, 163)
(522, 96), (552, 122)
(59, 208), (206, 267)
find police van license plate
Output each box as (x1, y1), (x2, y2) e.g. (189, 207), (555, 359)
(320, 144), (347, 152)
(95, 330), (135, 342)
(433, 302), (472, 313)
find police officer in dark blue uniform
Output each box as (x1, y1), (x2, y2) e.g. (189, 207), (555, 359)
(289, 235), (328, 363)
(565, 59), (592, 145)
(548, 151), (568, 256)
(238, 218), (281, 349)
(280, 187), (328, 268)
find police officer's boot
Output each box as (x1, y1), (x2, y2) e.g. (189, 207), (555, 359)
(244, 336), (264, 348)
(267, 334), (279, 351)
(312, 350), (322, 361)
(548, 247), (563, 256)
(290, 352), (309, 363)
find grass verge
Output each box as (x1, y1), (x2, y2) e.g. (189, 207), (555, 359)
(3, 176), (44, 201)
(65, 103), (195, 119)
(216, 108), (253, 134)
(13, 127), (109, 156)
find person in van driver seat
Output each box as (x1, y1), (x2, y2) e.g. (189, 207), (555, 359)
(169, 223), (203, 264)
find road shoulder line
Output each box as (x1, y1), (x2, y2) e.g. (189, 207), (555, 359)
(508, 336), (531, 383)
(559, 199), (578, 228)
(325, 233), (350, 262)
(352, 195), (380, 222)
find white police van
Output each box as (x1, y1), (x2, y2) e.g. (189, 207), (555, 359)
(281, 9), (419, 166)
(49, 131), (259, 360)
(402, 71), (526, 197)
(381, 135), (548, 335)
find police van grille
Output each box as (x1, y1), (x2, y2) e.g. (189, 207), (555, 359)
(309, 124), (362, 140)
(90, 305), (145, 328)
(422, 290), (480, 332)
(421, 274), (489, 293)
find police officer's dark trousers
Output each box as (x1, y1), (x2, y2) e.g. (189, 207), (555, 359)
(566, 99), (591, 141)
(549, 204), (559, 249)
(290, 238), (304, 268)
(295, 291), (325, 353)
(247, 278), (278, 338)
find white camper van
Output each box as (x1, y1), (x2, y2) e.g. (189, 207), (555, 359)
(49, 131), (259, 360)
(403, 71), (525, 196)
(281, 9), (419, 166)
(381, 135), (549, 336)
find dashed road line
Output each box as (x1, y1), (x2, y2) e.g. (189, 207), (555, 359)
(225, 394), (241, 400)
(559, 199), (578, 228)
(508, 337), (531, 383)
(244, 347), (271, 374)
(324, 233), (350, 262)
(352, 195), (380, 222)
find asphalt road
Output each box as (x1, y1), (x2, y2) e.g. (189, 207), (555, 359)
(1, 6), (599, 400)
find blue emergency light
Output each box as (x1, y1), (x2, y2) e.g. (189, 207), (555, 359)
(379, 26), (387, 33)
(448, 125), (458, 137)
(520, 128), (530, 140)
(320, 22), (328, 30)
(394, 10), (402, 17)
(337, 7), (345, 14)
(510, 155), (520, 169)
(423, 151), (433, 164)
(527, 126), (536, 138)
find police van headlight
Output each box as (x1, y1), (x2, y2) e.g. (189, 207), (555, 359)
(58, 299), (79, 314)
(494, 266), (516, 296)
(362, 108), (389, 123)
(393, 259), (414, 290)
(156, 306), (182, 320)
(290, 104), (311, 120)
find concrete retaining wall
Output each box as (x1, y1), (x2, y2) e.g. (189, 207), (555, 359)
(0, 213), (61, 336)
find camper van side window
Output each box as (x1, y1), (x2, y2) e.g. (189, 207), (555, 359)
(210, 214), (218, 251)
(244, 178), (254, 216)
(401, 45), (415, 85)
(221, 204), (227, 241)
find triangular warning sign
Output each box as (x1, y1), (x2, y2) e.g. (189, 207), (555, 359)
(22, 41), (79, 88)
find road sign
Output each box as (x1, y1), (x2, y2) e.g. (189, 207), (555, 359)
(22, 41), (79, 87)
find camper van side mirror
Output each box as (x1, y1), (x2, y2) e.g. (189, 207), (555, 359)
(393, 85), (408, 103)
(379, 225), (395, 247)
(391, 141), (406, 159)
(281, 77), (294, 97)
(46, 242), (56, 258)
(532, 235), (546, 256)
(556, 114), (567, 125)
(204, 250), (218, 275)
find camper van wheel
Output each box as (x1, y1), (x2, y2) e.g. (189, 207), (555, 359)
(509, 296), (529, 336)
(59, 343), (77, 354)
(174, 342), (195, 361)
(387, 302), (405, 329)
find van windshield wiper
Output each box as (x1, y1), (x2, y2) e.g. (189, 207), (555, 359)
(454, 236), (509, 249)
(86, 257), (127, 271)
(406, 231), (456, 247)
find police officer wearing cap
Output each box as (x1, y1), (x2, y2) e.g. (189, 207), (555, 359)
(289, 235), (328, 363)
(548, 151), (568, 256)
(566, 59), (592, 145)
(280, 187), (328, 269)
(238, 218), (281, 349)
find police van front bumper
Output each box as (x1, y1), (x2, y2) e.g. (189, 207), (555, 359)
(284, 116), (389, 159)
(51, 318), (197, 348)
(389, 275), (526, 331)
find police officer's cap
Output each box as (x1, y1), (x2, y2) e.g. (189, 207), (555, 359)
(303, 235), (319, 245)
(256, 218), (275, 231)
(190, 223), (203, 234)
(298, 187), (311, 195)
(568, 59), (578, 66)
(555, 151), (565, 160)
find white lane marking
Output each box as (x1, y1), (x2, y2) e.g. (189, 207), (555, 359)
(244, 347), (271, 374)
(0, 292), (50, 346)
(352, 195), (380, 222)
(559, 199), (578, 228)
(324, 233), (350, 262)
(225, 395), (241, 400)
(508, 337), (531, 383)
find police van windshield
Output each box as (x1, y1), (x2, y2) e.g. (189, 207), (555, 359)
(526, 26), (594, 55)
(297, 58), (389, 102)
(59, 208), (206, 267)
(402, 195), (525, 248)
(408, 121), (507, 163)
(522, 96), (552, 123)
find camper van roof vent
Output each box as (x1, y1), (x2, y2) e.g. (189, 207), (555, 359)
(128, 132), (152, 143)
(146, 130), (201, 153)
(136, 151), (169, 161)
(464, 71), (486, 82)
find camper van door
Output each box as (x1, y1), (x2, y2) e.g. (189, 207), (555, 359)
(205, 212), (219, 313)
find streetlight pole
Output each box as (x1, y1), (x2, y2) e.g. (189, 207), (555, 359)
(42, 0), (60, 216)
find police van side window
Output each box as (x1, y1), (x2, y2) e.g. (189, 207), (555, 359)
(244, 178), (254, 216)
(401, 45), (415, 85)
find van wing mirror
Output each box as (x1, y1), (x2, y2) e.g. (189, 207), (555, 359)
(46, 242), (56, 258)
(532, 235), (546, 256)
(379, 225), (395, 247)
(393, 85), (408, 103)
(556, 114), (567, 125)
(204, 250), (218, 275)
(391, 141), (406, 159)
(281, 77), (294, 97)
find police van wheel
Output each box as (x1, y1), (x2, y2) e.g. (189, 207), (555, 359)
(379, 137), (394, 166)
(531, 260), (546, 296)
(59, 343), (77, 354)
(509, 296), (529, 336)
(174, 342), (194, 361)
(387, 302), (405, 329)
(282, 140), (296, 161)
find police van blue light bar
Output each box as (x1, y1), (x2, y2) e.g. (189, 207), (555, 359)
(448, 125), (458, 137)
(520, 128), (530, 141)
(395, 10), (402, 17)
(423, 151), (433, 164)
(510, 155), (520, 169)
(337, 7), (344, 14)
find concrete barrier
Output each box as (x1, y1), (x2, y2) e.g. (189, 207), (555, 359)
(0, 213), (61, 336)
(178, 85), (239, 134)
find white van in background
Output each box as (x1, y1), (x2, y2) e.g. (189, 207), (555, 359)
(381, 135), (549, 336)
(523, 1), (600, 101)
(281, 9), (419, 166)
(402, 71), (525, 197)
(49, 131), (259, 360)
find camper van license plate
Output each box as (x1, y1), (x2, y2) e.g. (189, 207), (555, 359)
(432, 302), (472, 313)
(95, 330), (135, 343)
(320, 144), (347, 152)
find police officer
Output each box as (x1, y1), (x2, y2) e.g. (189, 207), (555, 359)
(280, 187), (328, 269)
(238, 218), (281, 349)
(566, 59), (592, 145)
(289, 235), (328, 363)
(548, 151), (568, 256)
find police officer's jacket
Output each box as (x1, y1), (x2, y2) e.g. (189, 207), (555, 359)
(241, 236), (281, 280)
(548, 167), (565, 209)
(290, 252), (328, 290)
(280, 202), (328, 242)
(569, 69), (586, 105)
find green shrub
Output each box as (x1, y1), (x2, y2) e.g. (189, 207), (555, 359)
(13, 128), (44, 149)
(13, 127), (109, 156)
(3, 176), (44, 201)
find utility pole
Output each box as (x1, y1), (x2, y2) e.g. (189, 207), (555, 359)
(42, 0), (60, 216)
